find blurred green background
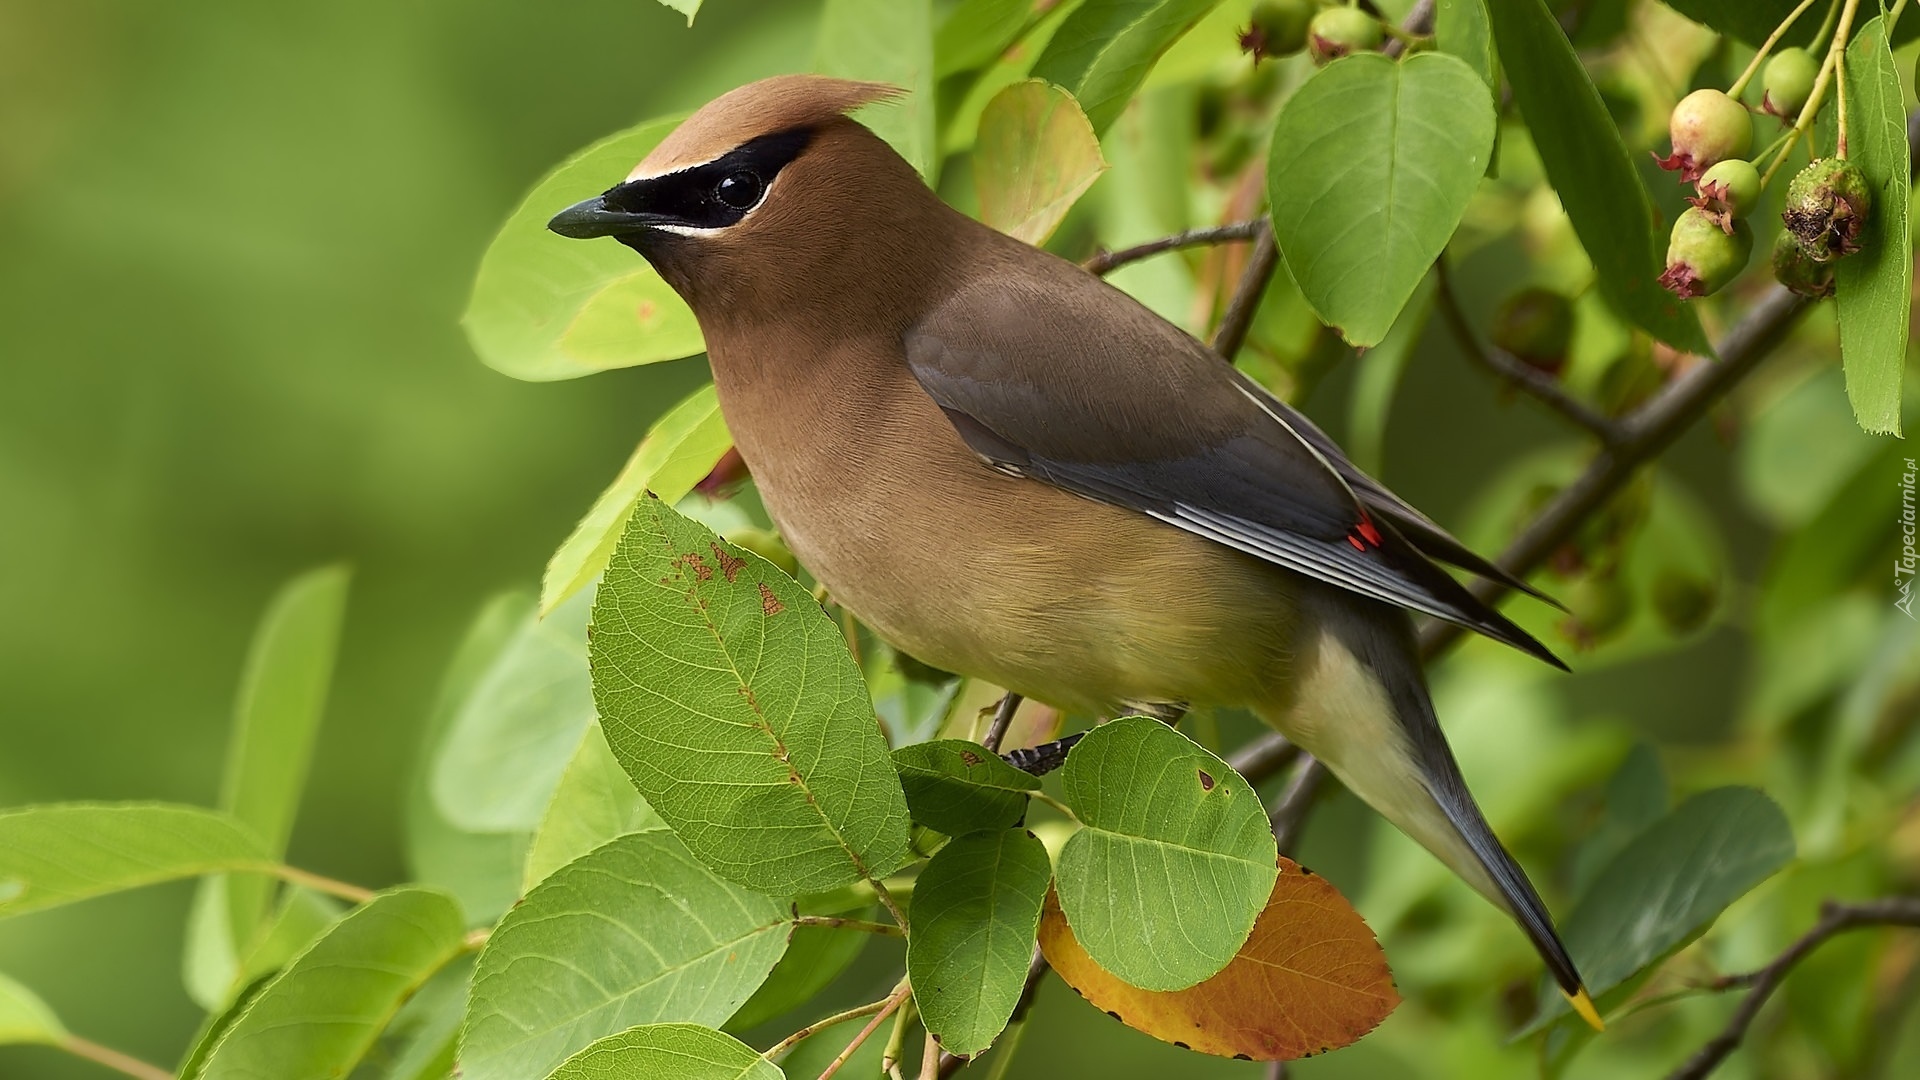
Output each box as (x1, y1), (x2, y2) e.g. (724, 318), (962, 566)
(2, 1), (1915, 1077)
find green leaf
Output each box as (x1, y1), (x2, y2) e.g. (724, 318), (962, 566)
(462, 116), (702, 381)
(0, 972), (65, 1046)
(406, 594), (536, 924)
(461, 831), (789, 1080)
(973, 80), (1109, 245)
(1522, 787), (1795, 1033)
(1435, 0), (1496, 93)
(1031, 0), (1224, 134)
(193, 887), (466, 1080)
(523, 720), (664, 892)
(1053, 717), (1277, 991)
(1571, 743), (1668, 893)
(654, 0), (701, 26)
(541, 382), (731, 617)
(230, 887), (344, 995)
(590, 495), (912, 894)
(1487, 0), (1712, 355)
(354, 957), (470, 1080)
(1833, 14), (1909, 436)
(186, 565), (350, 1009)
(892, 739), (1039, 836)
(430, 586), (596, 833)
(1267, 54), (1495, 348)
(908, 829), (1052, 1056)
(0, 803), (268, 917)
(725, 898), (878, 1033)
(544, 1024), (783, 1080)
(816, 0), (938, 179)
(937, 0), (1038, 76)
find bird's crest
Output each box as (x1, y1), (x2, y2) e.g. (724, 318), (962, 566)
(629, 74), (902, 181)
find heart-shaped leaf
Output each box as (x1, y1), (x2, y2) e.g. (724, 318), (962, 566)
(1040, 857), (1397, 1059)
(1267, 53), (1496, 347)
(1053, 717), (1277, 991)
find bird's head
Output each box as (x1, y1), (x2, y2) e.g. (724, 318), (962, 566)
(548, 75), (938, 325)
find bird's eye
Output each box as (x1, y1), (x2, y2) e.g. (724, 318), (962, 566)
(713, 171), (765, 211)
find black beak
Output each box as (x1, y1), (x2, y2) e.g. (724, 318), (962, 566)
(547, 193), (660, 240)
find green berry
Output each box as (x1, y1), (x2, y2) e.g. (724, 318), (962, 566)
(1307, 7), (1382, 65)
(1659, 206), (1753, 298)
(1688, 159), (1762, 230)
(1559, 575), (1634, 649)
(1241, 0), (1315, 59)
(1651, 569), (1717, 636)
(1771, 229), (1835, 299)
(1656, 89), (1752, 182)
(1490, 288), (1576, 375)
(1782, 157), (1873, 262)
(1762, 47), (1819, 119)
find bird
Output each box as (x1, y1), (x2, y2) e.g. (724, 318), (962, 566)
(547, 74), (1601, 1029)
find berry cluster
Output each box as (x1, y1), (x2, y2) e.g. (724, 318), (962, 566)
(1241, 1), (1386, 68)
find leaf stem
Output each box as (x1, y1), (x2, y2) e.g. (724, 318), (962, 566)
(1728, 0), (1827, 98)
(463, 926), (493, 951)
(871, 879), (911, 934)
(815, 979), (913, 1080)
(58, 1036), (173, 1080)
(267, 863), (376, 905)
(763, 982), (907, 1063)
(881, 994), (918, 1077)
(794, 914), (906, 937)
(1765, 0), (1862, 185)
(1027, 790), (1077, 820)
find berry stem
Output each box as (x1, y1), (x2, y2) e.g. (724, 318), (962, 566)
(1761, 0), (1862, 186)
(1728, 0), (1825, 99)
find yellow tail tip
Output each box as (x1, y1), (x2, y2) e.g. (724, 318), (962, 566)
(1566, 987), (1605, 1032)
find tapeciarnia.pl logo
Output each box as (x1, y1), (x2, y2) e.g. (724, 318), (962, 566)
(1900, 457), (1917, 620)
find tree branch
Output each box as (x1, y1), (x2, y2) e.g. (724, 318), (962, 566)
(1268, 752), (1329, 856)
(1211, 222), (1280, 361)
(1382, 0), (1436, 58)
(1434, 261), (1623, 443)
(1666, 898), (1920, 1080)
(981, 692), (1021, 753)
(1083, 220), (1266, 276)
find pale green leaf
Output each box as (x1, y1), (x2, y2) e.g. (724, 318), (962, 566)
(192, 887), (465, 1080)
(892, 739), (1039, 837)
(1487, 0), (1712, 355)
(540, 382), (731, 617)
(655, 0), (701, 26)
(816, 0), (938, 179)
(908, 829), (1052, 1056)
(590, 496), (912, 894)
(1834, 14), (1908, 436)
(1267, 53), (1495, 347)
(463, 116), (702, 381)
(937, 0), (1039, 76)
(461, 831), (790, 1080)
(1435, 0), (1496, 93)
(522, 720), (664, 892)
(0, 803), (269, 918)
(0, 972), (65, 1046)
(430, 586), (595, 834)
(545, 1024), (782, 1080)
(186, 565), (350, 1009)
(1030, 0), (1224, 134)
(1054, 717), (1276, 991)
(406, 594), (537, 924)
(1523, 787), (1795, 1033)
(973, 80), (1108, 244)
(354, 957), (470, 1080)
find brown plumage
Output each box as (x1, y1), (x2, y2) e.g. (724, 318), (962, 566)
(548, 74), (1600, 1025)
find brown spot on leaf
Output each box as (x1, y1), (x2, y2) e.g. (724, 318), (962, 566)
(960, 750), (983, 767)
(758, 582), (785, 615)
(1197, 769), (1215, 792)
(673, 551), (713, 581)
(712, 543), (747, 582)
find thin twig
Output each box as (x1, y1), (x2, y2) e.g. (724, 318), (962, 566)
(763, 984), (906, 1063)
(463, 927), (492, 951)
(918, 1022), (942, 1080)
(981, 692), (1021, 753)
(1083, 220), (1266, 276)
(267, 863), (377, 905)
(883, 994), (918, 1078)
(1382, 0), (1436, 59)
(1666, 898), (1920, 1080)
(58, 1036), (173, 1080)
(818, 980), (914, 1080)
(1211, 222), (1280, 361)
(795, 914), (907, 937)
(872, 879), (912, 934)
(1227, 731), (1298, 781)
(1269, 753), (1329, 856)
(1434, 262), (1623, 443)
(1728, 0), (1825, 98)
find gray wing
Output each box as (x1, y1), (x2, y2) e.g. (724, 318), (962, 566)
(903, 261), (1565, 670)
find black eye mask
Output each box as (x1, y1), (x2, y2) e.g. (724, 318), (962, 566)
(600, 127), (816, 230)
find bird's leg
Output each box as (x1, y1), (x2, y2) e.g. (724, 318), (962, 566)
(1000, 703), (1186, 777)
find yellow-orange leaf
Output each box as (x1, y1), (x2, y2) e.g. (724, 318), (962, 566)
(1038, 857), (1397, 1061)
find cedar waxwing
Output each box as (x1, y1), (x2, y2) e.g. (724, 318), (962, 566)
(548, 75), (1601, 1027)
